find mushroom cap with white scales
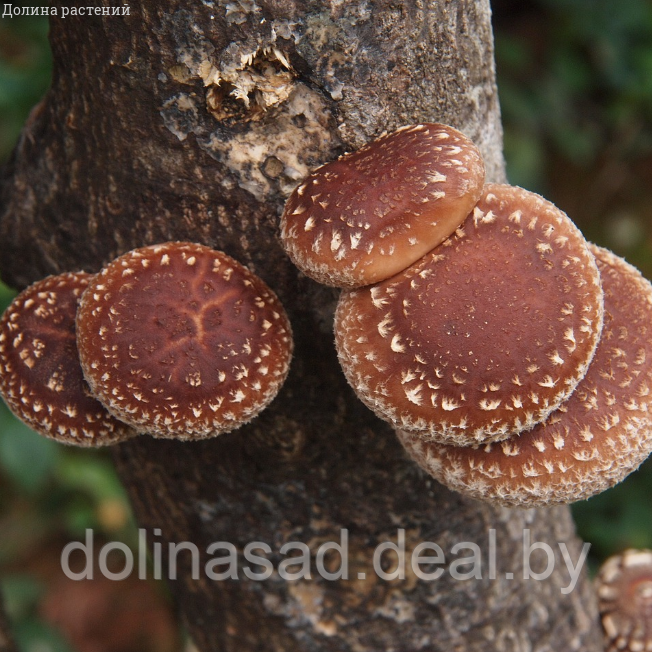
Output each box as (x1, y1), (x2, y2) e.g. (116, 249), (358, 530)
(396, 245), (652, 506)
(597, 549), (652, 652)
(335, 184), (604, 445)
(76, 242), (293, 440)
(0, 272), (135, 446)
(280, 123), (485, 288)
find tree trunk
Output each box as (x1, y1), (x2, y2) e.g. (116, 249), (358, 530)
(0, 1), (602, 650)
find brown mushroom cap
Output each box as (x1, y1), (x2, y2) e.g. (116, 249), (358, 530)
(76, 242), (293, 440)
(0, 273), (135, 447)
(335, 184), (604, 445)
(280, 123), (485, 288)
(396, 245), (652, 506)
(597, 549), (652, 652)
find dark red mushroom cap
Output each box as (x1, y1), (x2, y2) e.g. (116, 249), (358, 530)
(335, 184), (604, 446)
(397, 245), (652, 506)
(280, 123), (485, 288)
(597, 549), (652, 652)
(75, 242), (293, 440)
(0, 273), (135, 446)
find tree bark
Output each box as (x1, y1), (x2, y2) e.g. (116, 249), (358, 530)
(0, 1), (602, 650)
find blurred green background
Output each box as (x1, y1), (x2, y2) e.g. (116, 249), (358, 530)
(1, 0), (652, 650)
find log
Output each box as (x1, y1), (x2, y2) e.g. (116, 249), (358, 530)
(0, 1), (602, 649)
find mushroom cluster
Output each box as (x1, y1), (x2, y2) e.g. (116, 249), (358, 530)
(335, 184), (604, 446)
(0, 242), (293, 445)
(397, 244), (652, 506)
(279, 122), (652, 507)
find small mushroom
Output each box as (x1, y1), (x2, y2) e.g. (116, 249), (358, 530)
(280, 123), (485, 288)
(0, 273), (135, 446)
(596, 549), (652, 652)
(335, 184), (604, 445)
(75, 242), (293, 440)
(396, 245), (652, 506)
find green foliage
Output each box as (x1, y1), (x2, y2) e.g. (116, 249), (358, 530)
(2, 574), (74, 652)
(0, 6), (51, 163)
(13, 620), (75, 652)
(54, 452), (134, 538)
(0, 408), (60, 494)
(573, 459), (652, 572)
(496, 0), (652, 190)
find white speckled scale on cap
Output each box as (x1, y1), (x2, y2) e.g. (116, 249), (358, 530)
(0, 272), (136, 446)
(336, 184), (604, 446)
(76, 242), (293, 440)
(597, 549), (652, 652)
(280, 123), (485, 288)
(396, 245), (652, 507)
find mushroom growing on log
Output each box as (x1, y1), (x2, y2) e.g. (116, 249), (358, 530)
(76, 242), (293, 440)
(335, 184), (604, 445)
(280, 123), (485, 288)
(0, 2), (604, 650)
(0, 273), (135, 446)
(397, 245), (652, 506)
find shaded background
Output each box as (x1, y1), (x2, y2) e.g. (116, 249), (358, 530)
(1, 0), (651, 650)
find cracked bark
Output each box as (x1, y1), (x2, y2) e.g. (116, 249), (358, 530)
(0, 1), (602, 650)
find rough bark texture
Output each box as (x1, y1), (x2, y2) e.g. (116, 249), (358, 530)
(0, 1), (602, 650)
